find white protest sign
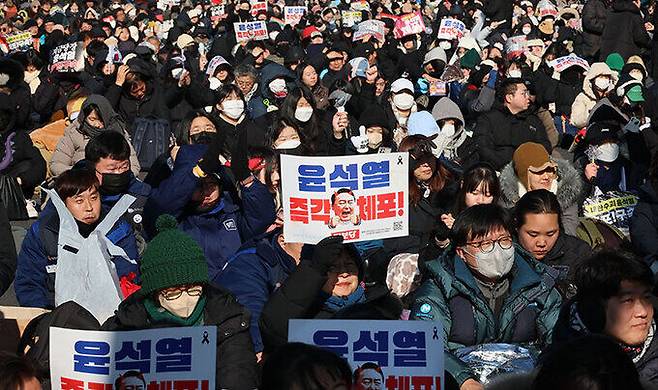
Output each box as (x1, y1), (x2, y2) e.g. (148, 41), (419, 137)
(436, 18), (465, 40)
(505, 35), (527, 58)
(393, 12), (426, 39)
(50, 326), (217, 389)
(281, 153), (409, 244)
(6, 31), (32, 52)
(583, 191), (638, 236)
(50, 42), (84, 72)
(234, 21), (268, 42)
(353, 19), (385, 42)
(350, 0), (370, 11)
(210, 5), (225, 21)
(284, 6), (306, 26)
(342, 10), (363, 28)
(289, 320), (444, 389)
(549, 54), (590, 73)
(250, 0), (267, 16)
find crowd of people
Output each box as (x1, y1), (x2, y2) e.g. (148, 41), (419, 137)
(0, 0), (658, 388)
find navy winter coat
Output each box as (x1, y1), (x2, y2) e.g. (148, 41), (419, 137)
(213, 231), (297, 353)
(144, 144), (276, 279)
(14, 207), (139, 308)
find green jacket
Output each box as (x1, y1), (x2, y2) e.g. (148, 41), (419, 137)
(411, 246), (562, 385)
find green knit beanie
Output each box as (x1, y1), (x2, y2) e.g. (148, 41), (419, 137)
(605, 53), (624, 73)
(139, 215), (209, 297)
(460, 48), (480, 70)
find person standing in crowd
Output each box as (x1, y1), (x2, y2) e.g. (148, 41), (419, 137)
(599, 0), (652, 61)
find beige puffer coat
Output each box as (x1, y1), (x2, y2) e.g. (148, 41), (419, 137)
(570, 62), (617, 129)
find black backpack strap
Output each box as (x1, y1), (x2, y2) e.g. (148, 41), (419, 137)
(16, 311), (51, 357)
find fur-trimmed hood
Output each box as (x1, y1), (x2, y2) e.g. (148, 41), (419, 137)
(499, 157), (584, 209)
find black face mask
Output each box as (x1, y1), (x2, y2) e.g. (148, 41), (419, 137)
(190, 131), (216, 145)
(100, 171), (131, 195)
(428, 60), (445, 78)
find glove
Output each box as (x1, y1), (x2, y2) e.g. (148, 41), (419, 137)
(623, 117), (642, 134)
(417, 78), (429, 94)
(197, 141), (222, 176)
(231, 125), (251, 182)
(486, 69), (498, 88)
(351, 125), (369, 153)
(311, 236), (344, 275)
(640, 117), (652, 132)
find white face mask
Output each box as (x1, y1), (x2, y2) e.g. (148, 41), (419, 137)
(294, 106), (314, 122)
(594, 77), (610, 91)
(596, 142), (620, 163)
(629, 69), (644, 82)
(441, 123), (455, 137)
(393, 93), (414, 110)
(171, 67), (184, 80)
(208, 77), (222, 90)
(439, 41), (452, 50)
(276, 139), (301, 150)
(468, 245), (515, 280)
(367, 132), (382, 149)
(221, 99), (245, 119)
(522, 26), (532, 35)
(158, 293), (200, 318)
(507, 69), (522, 78)
(269, 78), (287, 97)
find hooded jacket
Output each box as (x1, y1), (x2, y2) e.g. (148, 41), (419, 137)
(101, 284), (259, 390)
(50, 95), (141, 176)
(144, 145), (276, 279)
(258, 62), (297, 109)
(213, 231), (298, 353)
(499, 158), (586, 236)
(432, 96), (478, 167)
(599, 0), (651, 61)
(14, 205), (139, 309)
(411, 247), (562, 387)
(570, 63), (617, 128)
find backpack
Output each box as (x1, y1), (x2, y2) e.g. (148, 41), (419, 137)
(17, 301), (100, 387)
(576, 217), (629, 251)
(131, 117), (172, 171)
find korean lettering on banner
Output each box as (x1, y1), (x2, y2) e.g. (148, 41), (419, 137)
(250, 1), (267, 17)
(50, 326), (217, 389)
(435, 18), (465, 41)
(6, 31), (32, 52)
(393, 12), (426, 39)
(353, 19), (386, 42)
(50, 42), (84, 73)
(350, 0), (370, 11)
(582, 191), (638, 237)
(342, 11), (363, 28)
(210, 5), (226, 22)
(281, 153), (408, 244)
(549, 54), (590, 73)
(284, 6), (306, 26)
(233, 21), (268, 43)
(289, 320), (444, 390)
(505, 35), (527, 58)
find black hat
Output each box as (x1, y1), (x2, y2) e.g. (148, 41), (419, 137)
(359, 104), (388, 129)
(585, 120), (621, 146)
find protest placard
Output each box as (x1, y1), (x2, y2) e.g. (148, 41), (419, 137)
(210, 5), (225, 21)
(234, 21), (268, 43)
(436, 18), (466, 41)
(50, 42), (84, 73)
(505, 35), (527, 58)
(6, 31), (32, 52)
(393, 12), (426, 39)
(548, 54), (590, 73)
(353, 19), (385, 42)
(281, 153), (408, 244)
(289, 320), (444, 389)
(350, 0), (370, 11)
(429, 81), (448, 96)
(583, 191), (638, 236)
(342, 10), (363, 28)
(50, 326), (217, 389)
(284, 6), (306, 26)
(250, 1), (267, 16)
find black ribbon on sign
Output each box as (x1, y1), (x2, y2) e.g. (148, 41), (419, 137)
(397, 155), (404, 165)
(432, 327), (439, 340)
(202, 331), (210, 344)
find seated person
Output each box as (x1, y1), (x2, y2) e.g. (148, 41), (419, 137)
(102, 215), (258, 389)
(412, 204), (562, 390)
(15, 168), (139, 308)
(553, 250), (658, 385)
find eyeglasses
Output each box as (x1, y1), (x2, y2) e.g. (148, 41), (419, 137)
(160, 285), (203, 300)
(466, 236), (513, 253)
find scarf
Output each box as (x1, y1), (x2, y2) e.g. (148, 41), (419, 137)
(322, 285), (366, 313)
(144, 296), (206, 326)
(244, 82), (258, 102)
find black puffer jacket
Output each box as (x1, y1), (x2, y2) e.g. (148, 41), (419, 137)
(581, 0), (610, 59)
(541, 234), (592, 298)
(599, 0), (651, 61)
(102, 285), (259, 390)
(630, 181), (658, 262)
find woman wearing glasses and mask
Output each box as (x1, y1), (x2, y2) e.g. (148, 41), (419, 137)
(499, 142), (586, 236)
(102, 214), (258, 390)
(412, 204), (562, 390)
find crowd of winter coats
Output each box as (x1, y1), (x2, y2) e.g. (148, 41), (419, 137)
(3, 0), (658, 388)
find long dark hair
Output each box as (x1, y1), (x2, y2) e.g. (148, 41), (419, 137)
(454, 162), (501, 215)
(279, 87), (323, 155)
(398, 135), (451, 206)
